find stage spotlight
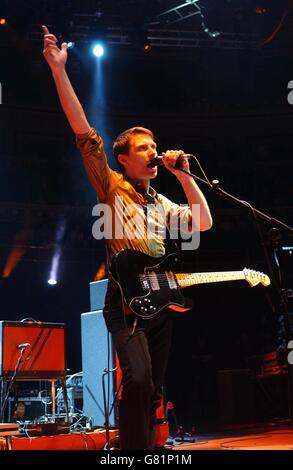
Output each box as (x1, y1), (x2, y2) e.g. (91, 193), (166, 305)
(47, 219), (65, 287)
(92, 43), (104, 58)
(143, 42), (151, 52)
(0, 18), (6, 25)
(48, 249), (61, 286)
(67, 41), (75, 49)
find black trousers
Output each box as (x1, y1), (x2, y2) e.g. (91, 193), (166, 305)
(104, 279), (173, 450)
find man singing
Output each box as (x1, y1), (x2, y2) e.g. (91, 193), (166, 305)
(42, 25), (212, 450)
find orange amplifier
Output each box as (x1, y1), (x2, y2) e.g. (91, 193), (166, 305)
(0, 321), (66, 379)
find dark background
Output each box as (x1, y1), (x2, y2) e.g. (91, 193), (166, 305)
(0, 0), (292, 427)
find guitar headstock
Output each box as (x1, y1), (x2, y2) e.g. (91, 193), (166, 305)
(243, 268), (271, 287)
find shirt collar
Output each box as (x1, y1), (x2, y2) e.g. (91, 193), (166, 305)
(124, 175), (157, 200)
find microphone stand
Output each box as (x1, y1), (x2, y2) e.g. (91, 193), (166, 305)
(173, 159), (293, 423)
(178, 167), (293, 236)
(0, 346), (27, 422)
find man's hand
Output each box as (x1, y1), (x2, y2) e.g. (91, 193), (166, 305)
(41, 25), (90, 134)
(163, 150), (213, 231)
(42, 25), (68, 73)
(162, 150), (190, 179)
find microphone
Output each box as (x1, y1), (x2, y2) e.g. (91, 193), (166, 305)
(147, 154), (192, 168)
(17, 343), (31, 349)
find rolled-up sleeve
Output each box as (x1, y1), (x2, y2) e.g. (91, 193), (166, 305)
(76, 127), (113, 202)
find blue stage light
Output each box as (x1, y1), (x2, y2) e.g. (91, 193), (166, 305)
(92, 43), (104, 58)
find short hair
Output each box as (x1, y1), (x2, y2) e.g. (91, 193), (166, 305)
(113, 126), (154, 173)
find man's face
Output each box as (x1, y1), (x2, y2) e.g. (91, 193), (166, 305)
(118, 133), (158, 180)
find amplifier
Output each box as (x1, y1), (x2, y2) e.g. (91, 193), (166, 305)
(218, 369), (255, 423)
(0, 321), (66, 379)
(7, 396), (49, 422)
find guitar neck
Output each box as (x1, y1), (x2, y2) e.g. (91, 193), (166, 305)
(176, 271), (246, 288)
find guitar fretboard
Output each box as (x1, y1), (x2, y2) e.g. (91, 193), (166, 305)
(176, 271), (245, 288)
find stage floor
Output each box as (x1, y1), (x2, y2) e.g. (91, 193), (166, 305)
(170, 423), (293, 450)
(1, 423), (293, 450)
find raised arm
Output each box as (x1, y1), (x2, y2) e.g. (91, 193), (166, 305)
(42, 25), (90, 135)
(42, 25), (116, 202)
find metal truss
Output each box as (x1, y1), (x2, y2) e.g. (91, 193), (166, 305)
(27, 26), (259, 51)
(156, 0), (201, 25)
(2, 0), (258, 51)
(107, 27), (259, 50)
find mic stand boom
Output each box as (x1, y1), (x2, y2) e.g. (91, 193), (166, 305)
(177, 166), (293, 237)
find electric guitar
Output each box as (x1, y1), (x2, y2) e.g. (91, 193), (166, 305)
(110, 249), (271, 319)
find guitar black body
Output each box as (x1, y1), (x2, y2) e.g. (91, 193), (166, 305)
(110, 249), (190, 319)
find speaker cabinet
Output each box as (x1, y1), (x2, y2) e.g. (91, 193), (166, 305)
(218, 369), (255, 423)
(81, 279), (118, 427)
(81, 309), (118, 427)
